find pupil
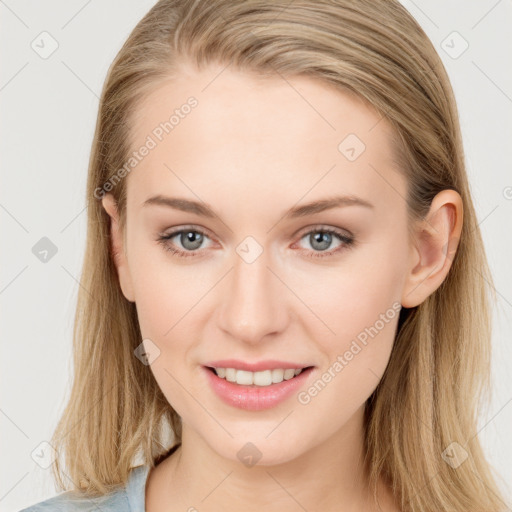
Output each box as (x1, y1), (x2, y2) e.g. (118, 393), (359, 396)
(182, 231), (203, 250)
(311, 232), (331, 251)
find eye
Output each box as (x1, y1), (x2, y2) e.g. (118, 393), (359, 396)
(293, 226), (355, 259)
(157, 225), (355, 259)
(157, 226), (213, 258)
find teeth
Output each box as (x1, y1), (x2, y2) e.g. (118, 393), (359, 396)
(284, 369), (296, 380)
(213, 367), (305, 386)
(216, 367), (226, 379)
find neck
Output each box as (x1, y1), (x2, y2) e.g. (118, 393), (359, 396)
(149, 405), (395, 512)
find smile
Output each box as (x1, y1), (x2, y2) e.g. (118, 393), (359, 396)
(208, 367), (309, 386)
(202, 365), (316, 410)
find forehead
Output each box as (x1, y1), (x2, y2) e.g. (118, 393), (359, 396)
(125, 64), (405, 214)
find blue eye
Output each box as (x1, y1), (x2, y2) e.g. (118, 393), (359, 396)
(297, 228), (354, 259)
(156, 226), (355, 259)
(157, 227), (211, 258)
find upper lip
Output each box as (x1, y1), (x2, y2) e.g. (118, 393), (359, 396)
(203, 359), (314, 372)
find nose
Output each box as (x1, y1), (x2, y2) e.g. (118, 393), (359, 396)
(216, 246), (288, 345)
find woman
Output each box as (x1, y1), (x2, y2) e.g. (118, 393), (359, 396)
(20, 0), (509, 510)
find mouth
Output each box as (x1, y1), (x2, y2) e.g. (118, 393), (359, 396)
(203, 365), (315, 387)
(202, 364), (316, 410)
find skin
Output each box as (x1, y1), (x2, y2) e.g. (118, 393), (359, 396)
(101, 62), (463, 512)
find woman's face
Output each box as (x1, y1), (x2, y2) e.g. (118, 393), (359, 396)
(103, 63), (417, 464)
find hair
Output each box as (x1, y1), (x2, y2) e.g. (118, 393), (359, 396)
(47, 0), (508, 510)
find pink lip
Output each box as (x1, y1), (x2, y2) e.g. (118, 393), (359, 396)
(202, 365), (315, 411)
(203, 359), (311, 372)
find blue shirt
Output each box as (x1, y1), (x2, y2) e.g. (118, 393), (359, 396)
(19, 465), (150, 512)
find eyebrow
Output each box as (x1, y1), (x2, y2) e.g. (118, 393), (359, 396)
(142, 194), (374, 219)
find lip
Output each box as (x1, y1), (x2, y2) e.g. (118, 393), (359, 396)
(203, 359), (312, 372)
(202, 365), (316, 411)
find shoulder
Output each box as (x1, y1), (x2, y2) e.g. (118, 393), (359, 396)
(18, 490), (129, 512)
(18, 465), (150, 512)
(18, 488), (130, 512)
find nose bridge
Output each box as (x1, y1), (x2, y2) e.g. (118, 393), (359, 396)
(217, 244), (286, 344)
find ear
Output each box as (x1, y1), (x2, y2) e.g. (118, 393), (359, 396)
(401, 189), (463, 308)
(101, 193), (136, 303)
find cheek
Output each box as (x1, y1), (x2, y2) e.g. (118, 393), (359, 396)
(295, 240), (405, 337)
(130, 250), (207, 413)
(132, 265), (203, 342)
(297, 237), (406, 390)
(295, 280), (401, 424)
(126, 225), (208, 338)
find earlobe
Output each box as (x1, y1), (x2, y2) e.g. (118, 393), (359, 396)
(401, 189), (463, 308)
(101, 193), (136, 303)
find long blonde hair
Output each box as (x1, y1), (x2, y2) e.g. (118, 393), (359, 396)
(49, 1), (508, 510)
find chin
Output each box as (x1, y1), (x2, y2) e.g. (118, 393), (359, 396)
(205, 432), (308, 467)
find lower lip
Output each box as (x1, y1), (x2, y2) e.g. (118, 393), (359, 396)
(202, 366), (315, 411)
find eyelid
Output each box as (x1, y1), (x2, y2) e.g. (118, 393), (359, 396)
(292, 223), (353, 240)
(158, 223), (355, 258)
(161, 224), (216, 242)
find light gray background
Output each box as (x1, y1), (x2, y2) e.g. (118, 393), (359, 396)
(1, 1), (511, 510)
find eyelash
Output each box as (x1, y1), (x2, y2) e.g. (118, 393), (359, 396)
(156, 225), (355, 260)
